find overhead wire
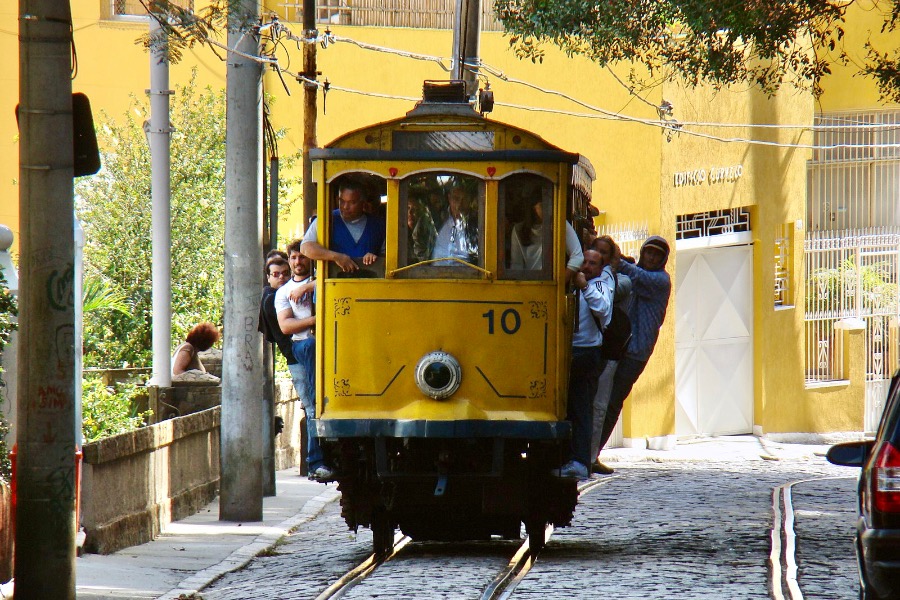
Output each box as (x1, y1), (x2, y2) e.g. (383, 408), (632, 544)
(173, 15), (900, 151)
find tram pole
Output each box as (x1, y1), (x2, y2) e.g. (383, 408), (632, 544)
(220, 0), (265, 521)
(452, 0), (481, 98)
(302, 0), (318, 225)
(16, 0), (78, 596)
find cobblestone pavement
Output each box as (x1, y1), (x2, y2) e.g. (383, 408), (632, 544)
(199, 457), (861, 599)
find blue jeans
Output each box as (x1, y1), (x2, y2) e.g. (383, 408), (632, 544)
(567, 346), (605, 467)
(597, 356), (648, 452)
(591, 359), (619, 460)
(288, 336), (324, 471)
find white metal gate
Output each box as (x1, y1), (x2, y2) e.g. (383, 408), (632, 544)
(675, 244), (754, 436)
(804, 228), (900, 432)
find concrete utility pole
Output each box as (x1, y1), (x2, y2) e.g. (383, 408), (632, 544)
(16, 1), (78, 597)
(452, 0), (481, 97)
(302, 0), (318, 224)
(149, 14), (172, 388)
(220, 0), (265, 521)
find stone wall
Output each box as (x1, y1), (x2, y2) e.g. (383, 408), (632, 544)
(79, 376), (306, 555)
(80, 407), (221, 554)
(274, 379), (306, 472)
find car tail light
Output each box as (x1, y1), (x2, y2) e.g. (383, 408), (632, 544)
(873, 441), (900, 513)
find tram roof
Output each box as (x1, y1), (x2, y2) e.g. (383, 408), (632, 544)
(311, 104), (595, 176)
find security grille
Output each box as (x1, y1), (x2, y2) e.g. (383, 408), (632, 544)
(807, 111), (900, 231)
(675, 207), (751, 240)
(595, 222), (648, 261)
(275, 0), (504, 29)
(774, 223), (793, 307)
(109, 0), (193, 18)
(804, 228), (900, 431)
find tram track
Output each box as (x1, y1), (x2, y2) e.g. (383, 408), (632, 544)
(314, 476), (618, 600)
(768, 475), (855, 600)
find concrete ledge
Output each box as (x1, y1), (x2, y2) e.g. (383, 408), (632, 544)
(761, 431), (868, 445)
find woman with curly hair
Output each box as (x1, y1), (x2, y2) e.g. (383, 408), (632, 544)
(172, 321), (220, 376)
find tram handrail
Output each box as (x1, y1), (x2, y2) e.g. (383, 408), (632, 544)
(388, 257), (493, 278)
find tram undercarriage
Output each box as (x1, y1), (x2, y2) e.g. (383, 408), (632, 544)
(325, 436), (579, 555)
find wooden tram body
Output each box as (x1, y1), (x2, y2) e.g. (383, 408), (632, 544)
(310, 82), (595, 553)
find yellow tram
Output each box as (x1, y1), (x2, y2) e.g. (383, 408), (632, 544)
(310, 81), (596, 554)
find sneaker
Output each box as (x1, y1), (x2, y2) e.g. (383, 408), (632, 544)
(309, 465), (335, 483)
(592, 460), (615, 475)
(552, 460), (589, 480)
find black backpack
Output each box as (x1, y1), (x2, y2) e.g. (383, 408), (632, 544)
(596, 274), (632, 361)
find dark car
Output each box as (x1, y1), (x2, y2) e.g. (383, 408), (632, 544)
(827, 370), (900, 599)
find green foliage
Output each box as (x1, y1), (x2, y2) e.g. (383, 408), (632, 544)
(76, 73), (227, 367)
(492, 0), (900, 99)
(807, 258), (899, 314)
(0, 267), (18, 482)
(81, 376), (151, 443)
(76, 71), (299, 368)
(83, 277), (132, 316)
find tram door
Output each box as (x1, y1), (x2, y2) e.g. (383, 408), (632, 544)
(675, 243), (754, 436)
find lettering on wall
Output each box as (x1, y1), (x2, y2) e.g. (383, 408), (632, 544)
(674, 165), (744, 187)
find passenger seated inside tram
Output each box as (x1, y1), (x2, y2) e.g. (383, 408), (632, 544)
(407, 197), (437, 263)
(510, 192), (544, 270)
(430, 184), (479, 265)
(301, 181), (386, 274)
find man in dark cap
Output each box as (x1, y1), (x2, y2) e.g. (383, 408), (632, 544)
(593, 235), (672, 473)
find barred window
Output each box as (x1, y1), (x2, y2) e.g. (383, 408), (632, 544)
(106, 0), (193, 20)
(774, 223), (793, 307)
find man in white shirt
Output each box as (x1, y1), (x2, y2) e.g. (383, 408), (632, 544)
(275, 240), (332, 482)
(556, 248), (614, 480)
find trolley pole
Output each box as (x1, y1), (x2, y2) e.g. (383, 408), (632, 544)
(16, 0), (78, 597)
(301, 0), (318, 225)
(220, 0), (265, 521)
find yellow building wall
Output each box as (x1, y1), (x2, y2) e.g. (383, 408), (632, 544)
(646, 80), (816, 439)
(817, 1), (900, 112)
(0, 3), (230, 250)
(3, 5), (876, 437)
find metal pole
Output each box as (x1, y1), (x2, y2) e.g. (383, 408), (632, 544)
(302, 0), (317, 224)
(221, 0), (265, 521)
(453, 0), (481, 97)
(149, 16), (172, 388)
(16, 1), (77, 596)
(461, 0), (481, 97)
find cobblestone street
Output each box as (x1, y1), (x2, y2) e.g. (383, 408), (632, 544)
(200, 455), (860, 599)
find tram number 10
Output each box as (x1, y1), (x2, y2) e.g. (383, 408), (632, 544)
(482, 308), (521, 335)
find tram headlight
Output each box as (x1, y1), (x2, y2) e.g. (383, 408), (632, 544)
(414, 351), (461, 400)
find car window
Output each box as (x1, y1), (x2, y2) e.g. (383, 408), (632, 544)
(878, 371), (900, 445)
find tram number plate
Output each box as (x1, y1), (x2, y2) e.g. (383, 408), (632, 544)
(482, 308), (521, 335)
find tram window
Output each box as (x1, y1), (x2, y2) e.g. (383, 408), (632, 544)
(399, 173), (485, 279)
(499, 174), (554, 280)
(322, 173), (388, 279)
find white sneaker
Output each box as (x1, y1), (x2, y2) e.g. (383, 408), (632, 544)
(552, 460), (589, 480)
(309, 465), (335, 482)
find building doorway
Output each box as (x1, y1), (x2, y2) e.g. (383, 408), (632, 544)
(675, 243), (754, 436)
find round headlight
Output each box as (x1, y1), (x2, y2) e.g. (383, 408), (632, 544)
(414, 351), (461, 399)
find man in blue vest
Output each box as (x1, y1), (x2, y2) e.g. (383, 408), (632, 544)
(300, 182), (386, 273)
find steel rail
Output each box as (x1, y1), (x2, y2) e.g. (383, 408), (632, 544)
(313, 532), (412, 600)
(481, 476), (620, 600)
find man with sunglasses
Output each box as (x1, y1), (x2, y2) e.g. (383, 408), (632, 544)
(275, 240), (334, 483)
